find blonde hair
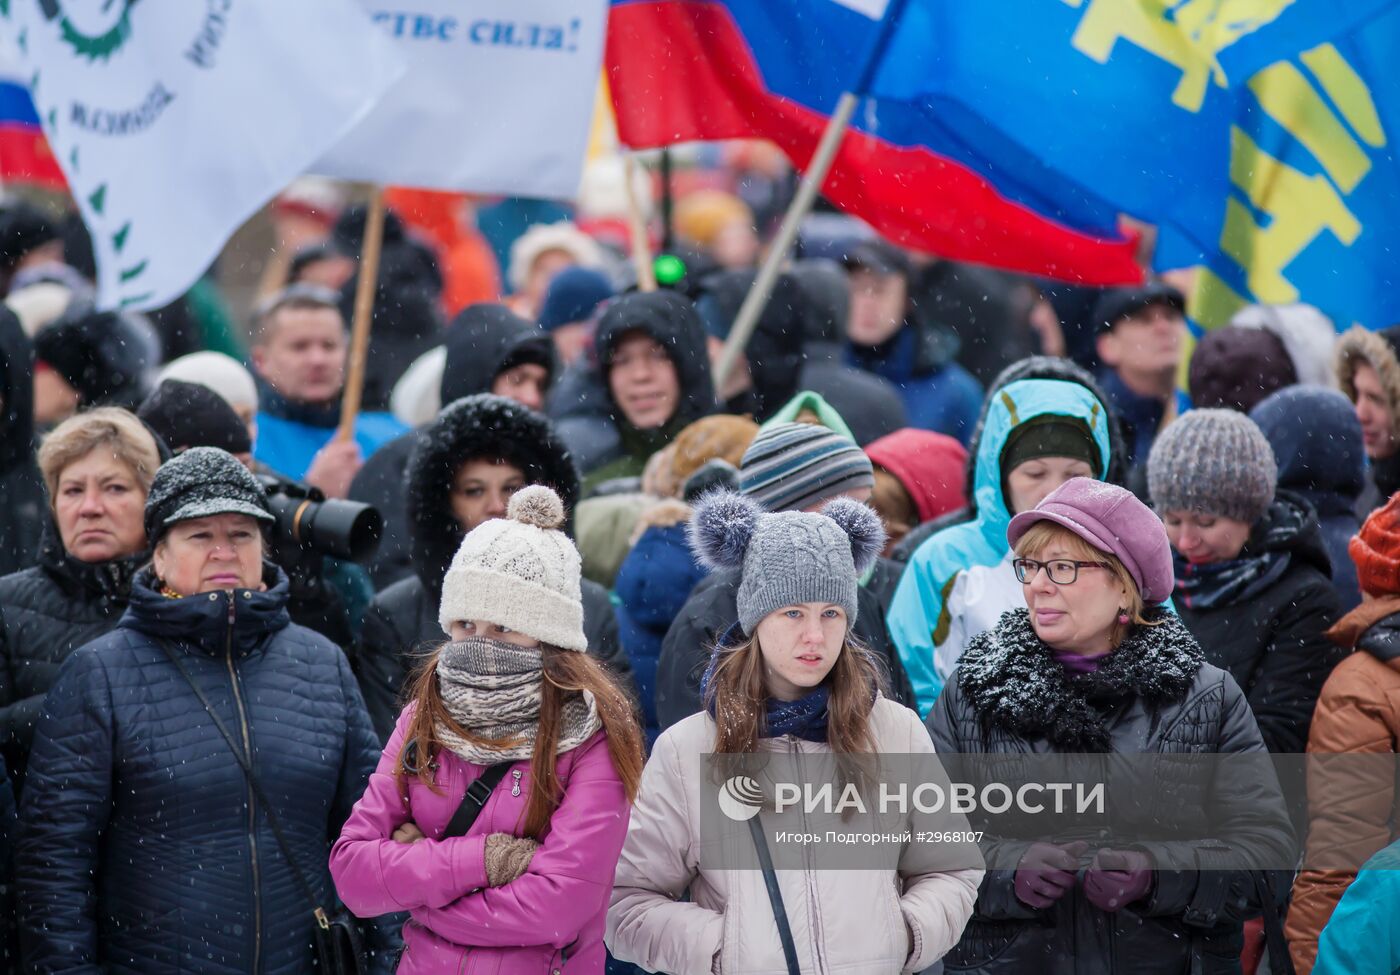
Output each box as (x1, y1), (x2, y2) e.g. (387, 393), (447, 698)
(38, 408), (161, 502)
(1012, 520), (1158, 646)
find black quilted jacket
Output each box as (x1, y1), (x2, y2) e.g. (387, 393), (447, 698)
(927, 609), (1295, 975)
(0, 524), (144, 786)
(17, 565), (396, 975)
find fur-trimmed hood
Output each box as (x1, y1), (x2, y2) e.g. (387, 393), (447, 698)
(957, 607), (1205, 752)
(405, 394), (579, 597)
(1336, 324), (1400, 413)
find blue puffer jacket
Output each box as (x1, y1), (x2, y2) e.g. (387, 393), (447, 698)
(17, 565), (394, 975)
(614, 521), (707, 746)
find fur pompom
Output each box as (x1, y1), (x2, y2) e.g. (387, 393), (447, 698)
(507, 485), (566, 530)
(688, 490), (761, 569)
(820, 496), (886, 574)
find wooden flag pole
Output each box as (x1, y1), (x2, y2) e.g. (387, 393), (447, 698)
(337, 185), (385, 442)
(713, 92), (856, 388)
(713, 0), (910, 389)
(624, 154), (657, 292)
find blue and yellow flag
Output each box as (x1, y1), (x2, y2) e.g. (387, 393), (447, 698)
(871, 0), (1400, 329)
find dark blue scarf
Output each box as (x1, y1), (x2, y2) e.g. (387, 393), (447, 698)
(699, 626), (833, 743)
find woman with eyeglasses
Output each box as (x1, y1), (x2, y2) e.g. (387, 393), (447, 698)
(1147, 409), (1344, 755)
(927, 477), (1294, 974)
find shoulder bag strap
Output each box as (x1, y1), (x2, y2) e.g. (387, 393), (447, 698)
(440, 761), (515, 839)
(156, 639), (333, 930)
(747, 813), (801, 975)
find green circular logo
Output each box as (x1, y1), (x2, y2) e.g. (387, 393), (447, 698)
(40, 0), (139, 61)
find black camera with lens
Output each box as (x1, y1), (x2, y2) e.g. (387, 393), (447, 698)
(255, 475), (382, 563)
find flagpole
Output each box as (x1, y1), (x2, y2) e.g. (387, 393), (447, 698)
(713, 0), (911, 389)
(624, 154), (657, 291)
(337, 184), (385, 442)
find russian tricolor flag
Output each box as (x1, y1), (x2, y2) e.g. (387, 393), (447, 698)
(606, 0), (1142, 285)
(0, 73), (64, 191)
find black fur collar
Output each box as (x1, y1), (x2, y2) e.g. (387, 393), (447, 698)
(957, 608), (1204, 752)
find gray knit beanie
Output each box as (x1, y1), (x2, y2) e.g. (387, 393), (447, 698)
(1147, 409), (1278, 524)
(688, 491), (885, 635)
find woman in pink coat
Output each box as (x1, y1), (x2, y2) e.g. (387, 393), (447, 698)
(331, 486), (644, 973)
(607, 492), (983, 974)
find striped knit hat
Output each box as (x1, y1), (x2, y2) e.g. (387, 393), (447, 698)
(739, 422), (874, 513)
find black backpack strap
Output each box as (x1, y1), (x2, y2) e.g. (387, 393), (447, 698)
(748, 814), (801, 975)
(441, 761), (516, 839)
(156, 640), (332, 929)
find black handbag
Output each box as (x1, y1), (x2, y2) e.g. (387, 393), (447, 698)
(748, 813), (801, 975)
(157, 640), (366, 975)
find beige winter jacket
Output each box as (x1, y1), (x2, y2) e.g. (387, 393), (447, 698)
(606, 697), (983, 975)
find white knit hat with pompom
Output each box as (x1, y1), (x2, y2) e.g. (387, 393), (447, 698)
(437, 485), (586, 651)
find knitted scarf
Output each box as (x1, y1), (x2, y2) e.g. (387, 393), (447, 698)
(1174, 500), (1304, 610)
(762, 686), (832, 742)
(434, 637), (600, 765)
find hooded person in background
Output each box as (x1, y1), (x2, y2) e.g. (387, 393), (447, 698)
(1251, 387), (1366, 612)
(1226, 303), (1337, 388)
(251, 285), (407, 498)
(1148, 409), (1345, 754)
(1335, 323), (1400, 516)
(692, 269), (805, 423)
(349, 304), (557, 589)
(1288, 493), (1400, 974)
(554, 290), (716, 494)
(32, 307), (154, 426)
(1093, 282), (1189, 477)
(890, 356), (1128, 565)
(656, 422), (914, 730)
(0, 306), (44, 577)
(355, 395), (632, 743)
(840, 239), (984, 444)
(786, 258), (907, 446)
(887, 376), (1115, 715)
(864, 428), (968, 558)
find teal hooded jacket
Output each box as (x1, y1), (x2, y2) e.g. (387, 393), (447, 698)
(886, 378), (1114, 716)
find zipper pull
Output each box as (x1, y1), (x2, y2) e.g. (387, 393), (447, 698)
(511, 769), (522, 797)
(227, 590), (236, 626)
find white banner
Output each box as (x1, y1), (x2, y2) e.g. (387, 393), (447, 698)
(5, 1), (404, 311)
(314, 1), (608, 200)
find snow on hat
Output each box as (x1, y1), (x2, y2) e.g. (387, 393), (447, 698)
(437, 485), (587, 650)
(1147, 409), (1277, 525)
(144, 446), (273, 543)
(1008, 477), (1175, 604)
(689, 491), (885, 635)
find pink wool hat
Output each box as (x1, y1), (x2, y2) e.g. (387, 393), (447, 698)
(1007, 477), (1174, 603)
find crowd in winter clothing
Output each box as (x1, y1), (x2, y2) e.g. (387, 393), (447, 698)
(4, 175), (1400, 975)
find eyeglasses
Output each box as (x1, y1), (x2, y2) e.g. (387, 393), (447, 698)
(1012, 557), (1112, 585)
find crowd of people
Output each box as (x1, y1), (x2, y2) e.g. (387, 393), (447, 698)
(0, 171), (1395, 975)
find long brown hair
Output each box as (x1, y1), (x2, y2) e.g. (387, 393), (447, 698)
(704, 630), (886, 791)
(397, 644), (645, 838)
